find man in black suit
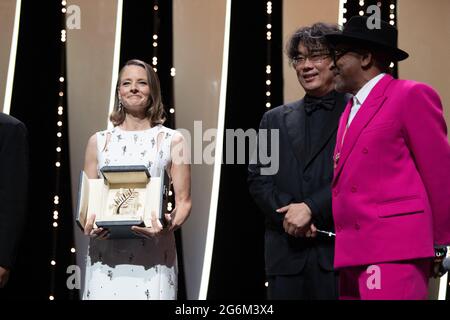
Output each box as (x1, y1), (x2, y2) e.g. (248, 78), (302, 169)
(0, 113), (28, 290)
(248, 23), (348, 299)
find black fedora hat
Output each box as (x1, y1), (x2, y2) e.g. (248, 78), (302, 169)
(325, 16), (409, 61)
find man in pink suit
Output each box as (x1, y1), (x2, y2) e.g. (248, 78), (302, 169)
(324, 16), (450, 299)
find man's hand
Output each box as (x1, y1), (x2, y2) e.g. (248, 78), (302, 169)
(277, 202), (313, 237)
(0, 266), (10, 288)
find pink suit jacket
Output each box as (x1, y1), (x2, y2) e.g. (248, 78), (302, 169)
(332, 74), (450, 269)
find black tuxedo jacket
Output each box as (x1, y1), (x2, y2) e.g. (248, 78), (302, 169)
(0, 113), (29, 269)
(248, 92), (349, 275)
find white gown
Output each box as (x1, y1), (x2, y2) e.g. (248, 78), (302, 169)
(83, 125), (178, 300)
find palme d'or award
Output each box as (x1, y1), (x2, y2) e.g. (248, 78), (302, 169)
(76, 165), (170, 239)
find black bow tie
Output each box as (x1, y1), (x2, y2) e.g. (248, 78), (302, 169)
(304, 95), (335, 115)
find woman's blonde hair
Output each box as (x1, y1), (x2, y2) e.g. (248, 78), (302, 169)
(110, 59), (166, 126)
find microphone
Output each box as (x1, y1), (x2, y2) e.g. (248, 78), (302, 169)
(316, 229), (335, 237)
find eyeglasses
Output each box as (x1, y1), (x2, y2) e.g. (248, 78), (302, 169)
(292, 52), (331, 67)
(331, 48), (361, 63)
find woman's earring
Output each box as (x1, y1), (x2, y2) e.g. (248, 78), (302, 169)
(118, 100), (123, 111)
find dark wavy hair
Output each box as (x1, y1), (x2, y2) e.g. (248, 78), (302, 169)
(286, 22), (340, 65)
(110, 59), (166, 127)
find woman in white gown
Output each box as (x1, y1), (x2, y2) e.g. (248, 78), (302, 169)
(82, 59), (191, 300)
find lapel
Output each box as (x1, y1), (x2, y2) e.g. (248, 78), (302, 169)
(333, 74), (394, 182)
(303, 92), (349, 170)
(284, 100), (306, 165)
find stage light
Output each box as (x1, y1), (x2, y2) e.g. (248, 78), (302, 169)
(265, 2), (272, 109)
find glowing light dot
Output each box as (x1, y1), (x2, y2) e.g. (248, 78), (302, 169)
(266, 24), (272, 29)
(266, 102), (271, 108)
(57, 121), (62, 127)
(266, 80), (271, 85)
(59, 77), (64, 82)
(59, 92), (64, 97)
(169, 108), (175, 114)
(49, 296), (54, 300)
(56, 147), (61, 152)
(71, 248), (76, 253)
(51, 260), (56, 265)
(62, 8), (66, 13)
(389, 21), (395, 25)
(53, 222), (58, 228)
(359, 10), (364, 16)
(57, 132), (62, 138)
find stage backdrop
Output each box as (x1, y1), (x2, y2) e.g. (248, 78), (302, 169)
(173, 0), (229, 299)
(398, 0), (450, 132)
(0, 0), (17, 113)
(66, 0), (118, 296)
